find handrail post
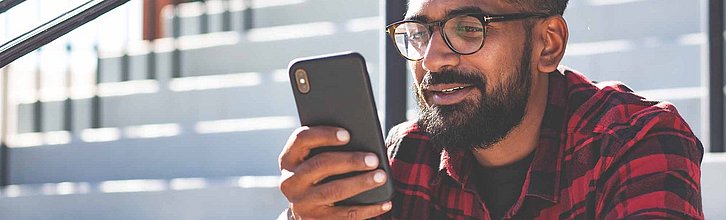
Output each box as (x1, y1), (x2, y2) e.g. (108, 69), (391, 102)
(64, 43), (73, 132)
(242, 0), (253, 30)
(382, 0), (408, 134)
(145, 0), (157, 80)
(0, 64), (10, 186)
(200, 0), (209, 34)
(709, 0), (725, 152)
(171, 0), (181, 78)
(92, 45), (102, 129)
(33, 51), (42, 133)
(222, 0), (231, 31)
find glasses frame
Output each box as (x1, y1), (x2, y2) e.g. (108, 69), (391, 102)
(385, 13), (550, 61)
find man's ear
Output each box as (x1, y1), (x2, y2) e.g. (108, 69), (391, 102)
(536, 16), (568, 73)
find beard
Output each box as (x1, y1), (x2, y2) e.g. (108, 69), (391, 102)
(415, 39), (533, 151)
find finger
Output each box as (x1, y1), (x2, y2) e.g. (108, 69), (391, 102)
(279, 126), (350, 170)
(302, 169), (387, 205)
(329, 201), (393, 220)
(290, 151), (380, 186)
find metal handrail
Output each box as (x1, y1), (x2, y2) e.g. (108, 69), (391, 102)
(0, 0), (25, 14)
(0, 0), (131, 186)
(0, 0), (130, 68)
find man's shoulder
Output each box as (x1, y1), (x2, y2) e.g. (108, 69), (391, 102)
(561, 68), (702, 161)
(385, 120), (430, 151)
(562, 68), (690, 135)
(384, 121), (440, 164)
(385, 121), (423, 147)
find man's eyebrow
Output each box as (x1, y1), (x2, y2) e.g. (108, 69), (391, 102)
(446, 6), (489, 17)
(405, 14), (429, 22)
(404, 6), (491, 22)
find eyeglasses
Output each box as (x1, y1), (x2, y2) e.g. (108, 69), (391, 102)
(385, 13), (549, 61)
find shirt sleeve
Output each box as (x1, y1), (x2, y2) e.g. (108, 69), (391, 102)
(596, 110), (704, 219)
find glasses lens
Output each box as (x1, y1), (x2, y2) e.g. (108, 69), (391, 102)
(443, 15), (485, 54)
(393, 22), (429, 60)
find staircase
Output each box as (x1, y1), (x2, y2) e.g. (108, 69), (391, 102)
(1, 0), (382, 219)
(1, 0), (724, 219)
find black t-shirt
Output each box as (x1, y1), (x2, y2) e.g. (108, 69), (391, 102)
(474, 153), (534, 220)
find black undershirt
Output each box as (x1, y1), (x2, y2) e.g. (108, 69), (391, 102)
(474, 153), (534, 220)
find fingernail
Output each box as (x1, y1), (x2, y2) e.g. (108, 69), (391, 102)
(364, 154), (378, 168)
(373, 171), (386, 183)
(336, 130), (350, 142)
(382, 201), (392, 211)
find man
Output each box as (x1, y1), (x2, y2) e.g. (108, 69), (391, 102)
(278, 0), (704, 219)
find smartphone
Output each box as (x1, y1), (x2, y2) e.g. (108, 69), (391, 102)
(288, 52), (394, 205)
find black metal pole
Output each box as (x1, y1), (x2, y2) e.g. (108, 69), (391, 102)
(33, 52), (42, 133)
(0, 0), (131, 68)
(709, 0), (725, 152)
(200, 0), (208, 34)
(383, 0), (407, 133)
(120, 53), (130, 81)
(171, 0), (181, 78)
(64, 43), (73, 132)
(242, 0), (253, 30)
(146, 0), (157, 80)
(222, 0), (231, 32)
(0, 65), (10, 186)
(92, 45), (102, 129)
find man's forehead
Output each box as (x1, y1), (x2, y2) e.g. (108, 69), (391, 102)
(405, 0), (510, 20)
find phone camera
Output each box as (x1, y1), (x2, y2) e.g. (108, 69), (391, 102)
(294, 69), (311, 94)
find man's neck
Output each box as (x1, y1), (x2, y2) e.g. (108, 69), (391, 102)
(472, 72), (550, 168)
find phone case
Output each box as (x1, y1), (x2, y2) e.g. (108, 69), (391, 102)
(288, 52), (394, 205)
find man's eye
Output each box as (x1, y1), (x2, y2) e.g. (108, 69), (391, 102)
(454, 25), (484, 39)
(457, 26), (483, 33)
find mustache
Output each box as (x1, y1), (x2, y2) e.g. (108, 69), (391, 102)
(420, 69), (486, 89)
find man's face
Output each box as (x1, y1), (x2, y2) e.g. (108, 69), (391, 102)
(408, 0), (536, 150)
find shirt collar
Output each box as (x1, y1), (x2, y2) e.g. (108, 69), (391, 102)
(434, 67), (571, 203)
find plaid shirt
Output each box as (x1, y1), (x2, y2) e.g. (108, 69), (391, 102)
(376, 67), (704, 220)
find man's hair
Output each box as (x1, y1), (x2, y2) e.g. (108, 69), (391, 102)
(506, 0), (569, 15)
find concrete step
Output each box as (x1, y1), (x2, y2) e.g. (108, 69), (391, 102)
(1, 153), (724, 219)
(0, 176), (288, 220)
(8, 128), (293, 184)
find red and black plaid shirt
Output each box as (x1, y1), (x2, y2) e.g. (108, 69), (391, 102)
(377, 67), (704, 219)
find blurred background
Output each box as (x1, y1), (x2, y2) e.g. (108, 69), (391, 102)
(0, 0), (723, 219)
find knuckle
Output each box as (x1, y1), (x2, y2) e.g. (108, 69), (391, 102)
(279, 181), (302, 203)
(291, 126), (311, 140)
(278, 151), (289, 168)
(310, 188), (327, 201)
(280, 127), (312, 167)
(313, 185), (341, 202)
(288, 126), (315, 148)
(304, 155), (329, 172)
(289, 128), (312, 148)
(279, 177), (293, 193)
(348, 153), (361, 168)
(346, 208), (359, 220)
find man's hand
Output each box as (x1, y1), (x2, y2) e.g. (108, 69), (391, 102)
(279, 126), (392, 219)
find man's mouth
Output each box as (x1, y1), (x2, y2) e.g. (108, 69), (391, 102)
(425, 84), (477, 106)
(439, 86), (467, 93)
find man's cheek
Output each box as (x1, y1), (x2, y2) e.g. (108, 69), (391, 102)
(410, 61), (425, 81)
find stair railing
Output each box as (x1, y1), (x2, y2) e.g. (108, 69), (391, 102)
(0, 0), (131, 68)
(0, 0), (132, 186)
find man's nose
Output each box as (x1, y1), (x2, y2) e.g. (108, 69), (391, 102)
(421, 30), (460, 73)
